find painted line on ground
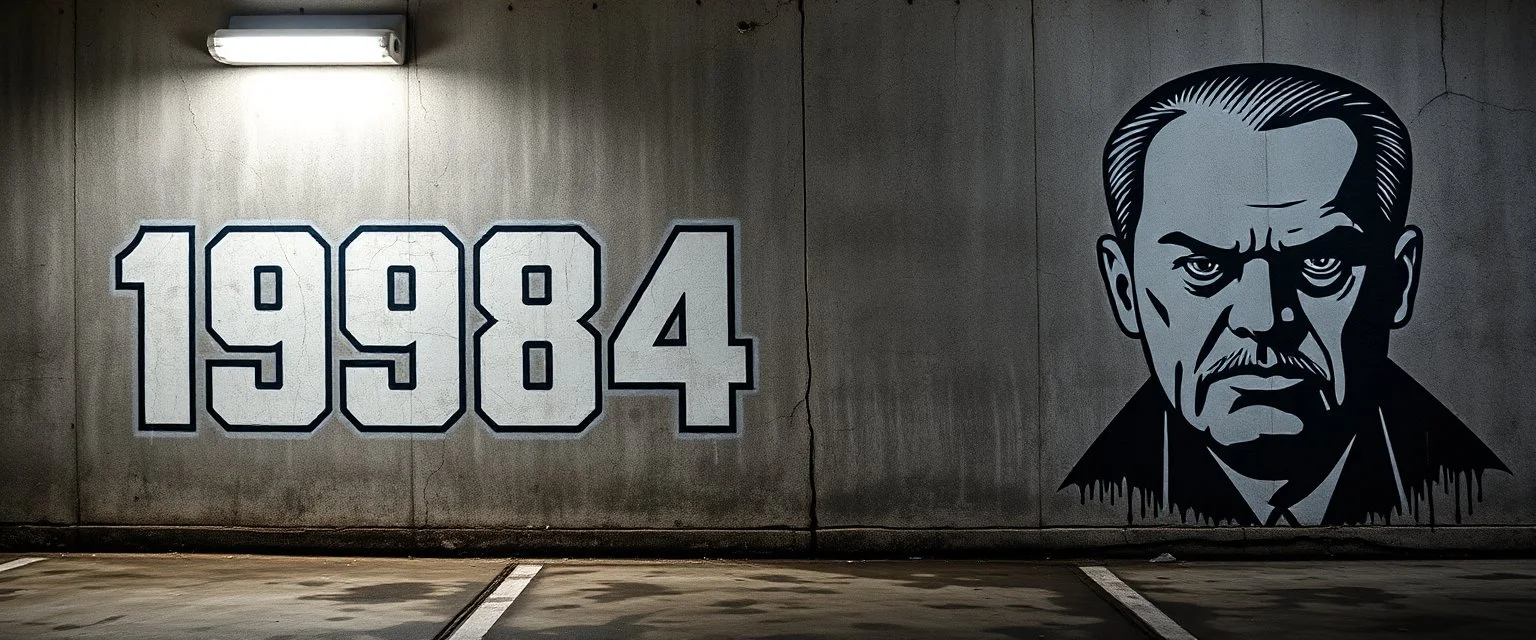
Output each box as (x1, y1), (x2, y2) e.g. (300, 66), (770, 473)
(1079, 565), (1197, 640)
(444, 563), (543, 640)
(0, 557), (45, 574)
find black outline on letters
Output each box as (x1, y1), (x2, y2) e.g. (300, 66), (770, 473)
(521, 340), (555, 391)
(473, 224), (604, 434)
(607, 223), (756, 434)
(204, 225), (333, 433)
(253, 265), (283, 311)
(652, 293), (688, 347)
(338, 225), (466, 434)
(386, 265), (417, 312)
(114, 225), (197, 433)
(521, 264), (553, 306)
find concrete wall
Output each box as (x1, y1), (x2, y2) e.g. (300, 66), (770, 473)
(0, 0), (76, 527)
(1, 0), (1533, 554)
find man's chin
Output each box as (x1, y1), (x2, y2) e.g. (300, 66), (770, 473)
(1200, 403), (1358, 483)
(1194, 405), (1306, 446)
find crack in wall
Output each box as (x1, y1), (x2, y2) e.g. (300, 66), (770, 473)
(1416, 91), (1536, 120)
(797, 0), (818, 554)
(1256, 0), (1266, 60)
(406, 0), (418, 531)
(1416, 0), (1534, 120)
(1439, 0), (1448, 90)
(72, 0), (82, 528)
(1030, 0), (1042, 530)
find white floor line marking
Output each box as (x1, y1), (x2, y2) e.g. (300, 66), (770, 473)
(1080, 565), (1197, 640)
(446, 564), (543, 640)
(0, 558), (45, 573)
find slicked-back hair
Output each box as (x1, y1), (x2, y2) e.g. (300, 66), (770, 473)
(1103, 63), (1411, 243)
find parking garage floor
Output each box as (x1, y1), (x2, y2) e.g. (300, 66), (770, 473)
(1, 554), (1534, 639)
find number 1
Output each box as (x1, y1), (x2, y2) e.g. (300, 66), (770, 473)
(114, 226), (196, 432)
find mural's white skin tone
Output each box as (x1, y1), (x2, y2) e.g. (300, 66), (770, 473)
(207, 230), (330, 428)
(341, 229), (462, 429)
(1097, 114), (1424, 524)
(116, 229), (193, 426)
(1067, 65), (1494, 526)
(477, 229), (599, 428)
(1101, 114), (1417, 446)
(611, 231), (749, 429)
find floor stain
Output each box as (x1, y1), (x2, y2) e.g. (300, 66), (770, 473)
(50, 614), (124, 632)
(577, 581), (683, 604)
(1460, 573), (1536, 581)
(926, 602), (985, 609)
(301, 581), (441, 604)
(753, 585), (840, 595)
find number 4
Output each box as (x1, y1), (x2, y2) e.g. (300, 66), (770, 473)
(608, 224), (755, 434)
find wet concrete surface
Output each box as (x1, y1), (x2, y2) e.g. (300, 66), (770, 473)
(1114, 559), (1536, 640)
(0, 554), (503, 639)
(3, 554), (1536, 638)
(487, 560), (1144, 639)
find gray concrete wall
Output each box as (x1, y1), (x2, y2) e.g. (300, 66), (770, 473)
(805, 0), (1038, 529)
(2, 0), (1533, 553)
(0, 0), (76, 526)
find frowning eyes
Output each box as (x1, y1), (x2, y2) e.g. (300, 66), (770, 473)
(1169, 253), (1353, 298)
(1174, 256), (1222, 282)
(1156, 229), (1366, 298)
(1300, 256), (1344, 285)
(1172, 255), (1230, 295)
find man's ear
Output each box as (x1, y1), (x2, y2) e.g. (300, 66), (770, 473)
(1098, 235), (1142, 338)
(1390, 225), (1423, 328)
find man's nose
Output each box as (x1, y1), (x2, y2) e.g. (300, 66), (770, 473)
(1227, 259), (1285, 340)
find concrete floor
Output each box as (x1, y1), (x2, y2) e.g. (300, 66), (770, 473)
(488, 561), (1142, 639)
(1, 554), (1535, 638)
(0, 554), (505, 639)
(1114, 559), (1536, 640)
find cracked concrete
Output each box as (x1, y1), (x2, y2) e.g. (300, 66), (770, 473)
(1416, 0), (1536, 119)
(3, 0), (1536, 552)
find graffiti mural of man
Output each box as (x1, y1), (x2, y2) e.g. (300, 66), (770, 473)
(1060, 63), (1508, 526)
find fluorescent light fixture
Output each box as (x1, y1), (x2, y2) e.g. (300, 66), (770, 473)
(208, 15), (406, 66)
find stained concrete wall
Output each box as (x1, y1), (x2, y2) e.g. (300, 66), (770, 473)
(805, 0), (1038, 529)
(0, 0), (76, 526)
(1, 0), (1533, 554)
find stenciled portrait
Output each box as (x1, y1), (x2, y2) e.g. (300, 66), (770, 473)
(1060, 63), (1508, 526)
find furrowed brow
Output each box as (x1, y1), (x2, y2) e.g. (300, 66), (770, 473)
(1245, 199), (1307, 209)
(1158, 231), (1238, 256)
(1277, 226), (1368, 254)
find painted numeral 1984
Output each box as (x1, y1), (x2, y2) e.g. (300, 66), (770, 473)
(113, 222), (754, 436)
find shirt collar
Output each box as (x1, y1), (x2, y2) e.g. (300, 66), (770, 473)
(1209, 435), (1357, 526)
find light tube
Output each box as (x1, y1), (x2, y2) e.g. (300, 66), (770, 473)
(207, 16), (406, 66)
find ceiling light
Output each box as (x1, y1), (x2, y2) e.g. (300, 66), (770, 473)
(208, 15), (406, 66)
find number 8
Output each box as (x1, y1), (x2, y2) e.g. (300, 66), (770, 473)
(474, 225), (602, 433)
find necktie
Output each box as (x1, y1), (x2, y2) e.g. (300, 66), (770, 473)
(1265, 506), (1300, 527)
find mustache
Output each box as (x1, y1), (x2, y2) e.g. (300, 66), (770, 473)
(1200, 348), (1329, 384)
(1194, 347), (1330, 415)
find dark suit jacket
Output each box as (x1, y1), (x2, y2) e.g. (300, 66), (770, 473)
(1059, 360), (1509, 525)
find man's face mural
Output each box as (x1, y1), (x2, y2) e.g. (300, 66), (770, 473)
(1066, 64), (1507, 526)
(1100, 114), (1419, 447)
